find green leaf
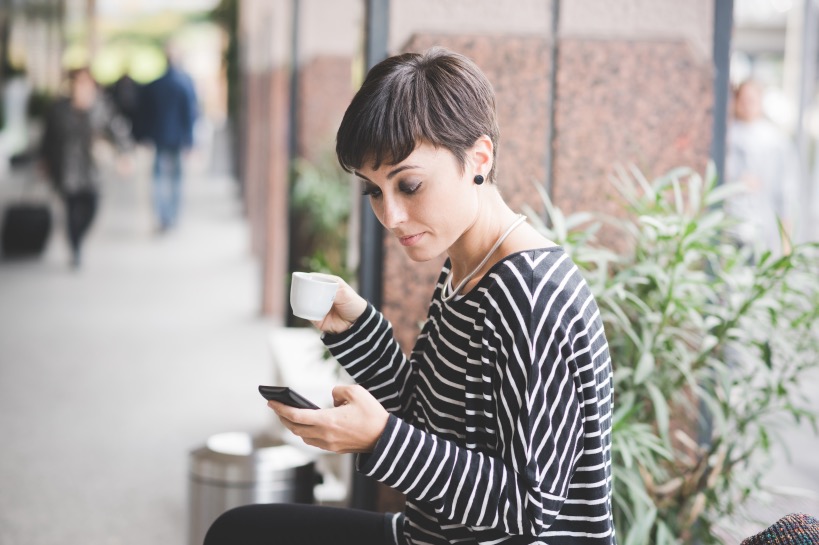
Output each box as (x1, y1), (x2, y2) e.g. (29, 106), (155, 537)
(760, 341), (773, 370)
(759, 426), (770, 451)
(646, 383), (671, 443)
(624, 504), (657, 545)
(705, 179), (745, 206)
(613, 465), (653, 504)
(617, 438), (634, 469)
(630, 164), (657, 201)
(655, 520), (677, 545)
(671, 173), (685, 217)
(634, 351), (655, 385)
(688, 171), (703, 213)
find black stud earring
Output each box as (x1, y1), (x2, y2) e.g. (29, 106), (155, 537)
(474, 174), (485, 185)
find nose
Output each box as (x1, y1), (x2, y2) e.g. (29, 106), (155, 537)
(379, 195), (407, 230)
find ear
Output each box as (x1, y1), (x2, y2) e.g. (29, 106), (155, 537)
(469, 135), (494, 177)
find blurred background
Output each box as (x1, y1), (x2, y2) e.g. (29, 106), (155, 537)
(0, 0), (817, 544)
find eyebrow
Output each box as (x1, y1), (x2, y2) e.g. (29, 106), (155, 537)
(355, 164), (420, 182)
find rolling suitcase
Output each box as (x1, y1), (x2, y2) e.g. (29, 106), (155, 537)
(1, 203), (52, 257)
(2, 163), (54, 259)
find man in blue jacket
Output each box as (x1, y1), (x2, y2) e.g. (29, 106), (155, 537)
(137, 49), (198, 232)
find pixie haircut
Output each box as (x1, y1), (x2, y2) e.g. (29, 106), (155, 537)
(336, 47), (500, 182)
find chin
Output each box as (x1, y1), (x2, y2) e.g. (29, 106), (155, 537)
(400, 244), (445, 263)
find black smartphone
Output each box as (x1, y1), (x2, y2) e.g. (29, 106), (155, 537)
(258, 385), (320, 410)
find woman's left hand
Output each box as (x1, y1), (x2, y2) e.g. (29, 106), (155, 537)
(268, 385), (390, 454)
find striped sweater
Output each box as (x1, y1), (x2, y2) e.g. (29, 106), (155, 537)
(323, 248), (615, 545)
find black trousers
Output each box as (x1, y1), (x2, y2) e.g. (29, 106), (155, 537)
(64, 190), (98, 260)
(203, 504), (397, 545)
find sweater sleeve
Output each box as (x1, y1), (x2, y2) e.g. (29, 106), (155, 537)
(40, 103), (61, 188)
(353, 276), (591, 537)
(322, 304), (416, 417)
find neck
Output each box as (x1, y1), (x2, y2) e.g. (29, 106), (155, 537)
(447, 188), (517, 285)
(71, 99), (91, 111)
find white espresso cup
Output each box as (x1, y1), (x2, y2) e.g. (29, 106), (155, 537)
(290, 272), (339, 321)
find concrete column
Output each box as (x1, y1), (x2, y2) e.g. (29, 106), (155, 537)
(240, 0), (294, 321)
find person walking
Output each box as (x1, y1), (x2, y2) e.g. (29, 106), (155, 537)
(40, 67), (127, 268)
(106, 70), (141, 140)
(137, 48), (198, 232)
(726, 79), (800, 255)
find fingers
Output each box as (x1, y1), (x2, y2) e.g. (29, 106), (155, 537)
(267, 400), (318, 425)
(311, 279), (366, 333)
(268, 402), (347, 452)
(268, 400), (324, 445)
(267, 387), (387, 453)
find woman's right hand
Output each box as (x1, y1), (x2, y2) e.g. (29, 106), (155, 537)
(308, 274), (368, 334)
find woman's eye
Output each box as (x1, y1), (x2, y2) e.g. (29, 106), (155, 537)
(362, 186), (382, 198)
(400, 181), (422, 195)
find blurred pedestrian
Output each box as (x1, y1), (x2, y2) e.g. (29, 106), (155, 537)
(725, 79), (800, 255)
(106, 69), (141, 140)
(137, 47), (198, 232)
(40, 67), (129, 268)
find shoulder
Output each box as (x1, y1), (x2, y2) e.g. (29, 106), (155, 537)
(488, 247), (577, 289)
(169, 68), (195, 88)
(470, 248), (572, 310)
(479, 250), (603, 348)
(148, 71), (176, 89)
(484, 248), (594, 322)
(468, 250), (588, 351)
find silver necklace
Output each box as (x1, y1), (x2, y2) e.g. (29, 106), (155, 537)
(442, 213), (528, 302)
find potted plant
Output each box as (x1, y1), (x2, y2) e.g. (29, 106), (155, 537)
(524, 164), (819, 545)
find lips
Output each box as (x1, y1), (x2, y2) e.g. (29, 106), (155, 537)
(398, 233), (424, 247)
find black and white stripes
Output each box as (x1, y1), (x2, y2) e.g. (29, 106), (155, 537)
(323, 248), (615, 545)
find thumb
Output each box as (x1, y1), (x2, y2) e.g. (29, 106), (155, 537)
(332, 384), (356, 407)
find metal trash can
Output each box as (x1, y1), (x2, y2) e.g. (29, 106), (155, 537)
(188, 432), (316, 545)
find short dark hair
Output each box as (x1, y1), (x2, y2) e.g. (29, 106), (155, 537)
(336, 47), (500, 182)
(67, 66), (93, 84)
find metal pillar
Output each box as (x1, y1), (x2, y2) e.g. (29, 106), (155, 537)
(288, 0), (300, 164)
(358, 0), (389, 311)
(711, 0), (734, 186)
(350, 0), (389, 512)
(544, 0), (561, 211)
(796, 0), (817, 243)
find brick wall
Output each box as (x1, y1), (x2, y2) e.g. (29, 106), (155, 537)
(552, 38), (713, 247)
(297, 55), (356, 162)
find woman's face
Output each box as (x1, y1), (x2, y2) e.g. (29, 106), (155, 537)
(734, 82), (763, 122)
(71, 72), (97, 110)
(355, 142), (479, 262)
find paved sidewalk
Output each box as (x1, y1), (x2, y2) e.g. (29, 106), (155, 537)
(0, 152), (278, 545)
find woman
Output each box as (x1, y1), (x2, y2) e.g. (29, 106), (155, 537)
(205, 48), (615, 545)
(41, 67), (128, 268)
